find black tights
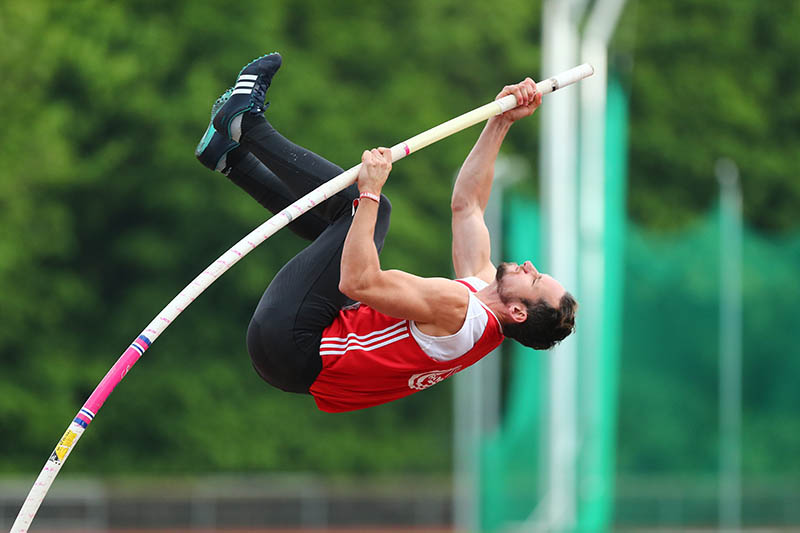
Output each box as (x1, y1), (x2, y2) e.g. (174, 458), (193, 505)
(225, 115), (392, 393)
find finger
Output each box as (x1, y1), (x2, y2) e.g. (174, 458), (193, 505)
(497, 84), (513, 101)
(377, 147), (393, 163)
(515, 81), (526, 102)
(516, 86), (528, 106)
(527, 80), (538, 102)
(521, 85), (532, 105)
(513, 84), (522, 102)
(518, 78), (533, 103)
(510, 85), (525, 106)
(500, 85), (517, 101)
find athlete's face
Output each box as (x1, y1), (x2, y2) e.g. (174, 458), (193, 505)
(496, 261), (565, 309)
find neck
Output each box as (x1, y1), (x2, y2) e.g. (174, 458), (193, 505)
(475, 281), (509, 324)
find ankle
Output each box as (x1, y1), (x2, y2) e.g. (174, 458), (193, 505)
(241, 113), (267, 138)
(222, 145), (249, 173)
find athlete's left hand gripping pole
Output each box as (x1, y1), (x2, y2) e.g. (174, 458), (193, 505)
(10, 63), (593, 532)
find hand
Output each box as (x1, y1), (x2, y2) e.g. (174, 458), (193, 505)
(494, 78), (542, 124)
(356, 147), (393, 195)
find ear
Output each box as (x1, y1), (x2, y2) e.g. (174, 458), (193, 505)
(508, 301), (528, 324)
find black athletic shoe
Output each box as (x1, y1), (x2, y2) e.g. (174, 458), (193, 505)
(213, 52), (282, 140)
(195, 88), (238, 171)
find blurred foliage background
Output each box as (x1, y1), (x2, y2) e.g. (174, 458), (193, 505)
(0, 0), (798, 504)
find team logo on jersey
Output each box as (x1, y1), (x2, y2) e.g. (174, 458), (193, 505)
(408, 366), (462, 390)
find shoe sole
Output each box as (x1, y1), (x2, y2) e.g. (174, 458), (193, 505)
(196, 88), (238, 171)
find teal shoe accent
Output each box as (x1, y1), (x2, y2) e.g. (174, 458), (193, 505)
(196, 88), (239, 171)
(195, 88), (233, 156)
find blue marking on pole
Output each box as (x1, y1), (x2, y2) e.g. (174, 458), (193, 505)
(138, 335), (152, 346)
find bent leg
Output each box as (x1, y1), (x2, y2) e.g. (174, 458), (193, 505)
(224, 150), (329, 241)
(248, 196), (392, 393)
(240, 114), (358, 223)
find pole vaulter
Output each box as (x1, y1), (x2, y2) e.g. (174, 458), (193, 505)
(11, 62), (593, 533)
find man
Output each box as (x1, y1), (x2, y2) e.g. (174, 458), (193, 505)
(196, 53), (576, 413)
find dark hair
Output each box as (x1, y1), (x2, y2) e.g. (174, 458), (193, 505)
(502, 292), (577, 350)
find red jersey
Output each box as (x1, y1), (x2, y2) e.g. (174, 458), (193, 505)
(309, 280), (504, 412)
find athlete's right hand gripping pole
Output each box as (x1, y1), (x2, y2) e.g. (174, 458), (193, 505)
(10, 62), (593, 533)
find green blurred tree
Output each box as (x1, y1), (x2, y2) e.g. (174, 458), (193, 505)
(0, 0), (798, 481)
(0, 0), (543, 474)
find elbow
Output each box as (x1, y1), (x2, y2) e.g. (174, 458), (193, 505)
(339, 269), (380, 301)
(450, 194), (474, 215)
(338, 276), (357, 299)
(339, 272), (366, 300)
(451, 196), (484, 220)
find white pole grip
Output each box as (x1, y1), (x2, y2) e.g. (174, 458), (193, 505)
(537, 63), (595, 95)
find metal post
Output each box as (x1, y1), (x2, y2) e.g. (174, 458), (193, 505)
(578, 0), (628, 529)
(541, 0), (585, 529)
(716, 158), (742, 531)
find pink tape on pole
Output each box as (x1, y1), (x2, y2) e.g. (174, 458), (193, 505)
(83, 345), (146, 414)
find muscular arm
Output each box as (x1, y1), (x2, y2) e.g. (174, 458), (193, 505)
(451, 117), (512, 282)
(451, 79), (542, 283)
(339, 149), (469, 335)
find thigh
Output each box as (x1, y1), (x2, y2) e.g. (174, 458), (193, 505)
(247, 196), (393, 392)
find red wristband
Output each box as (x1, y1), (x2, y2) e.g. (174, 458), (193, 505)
(359, 192), (380, 204)
(351, 192), (380, 216)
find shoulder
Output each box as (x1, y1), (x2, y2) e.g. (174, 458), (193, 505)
(410, 277), (472, 335)
(428, 276), (473, 307)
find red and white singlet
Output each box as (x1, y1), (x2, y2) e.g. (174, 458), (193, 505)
(309, 278), (504, 412)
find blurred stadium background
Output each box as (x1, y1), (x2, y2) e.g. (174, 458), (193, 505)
(1, 0), (798, 531)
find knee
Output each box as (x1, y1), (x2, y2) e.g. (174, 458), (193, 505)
(248, 317), (287, 388)
(246, 318), (270, 371)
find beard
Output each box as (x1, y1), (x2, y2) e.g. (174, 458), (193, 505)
(495, 262), (514, 304)
(495, 262), (510, 281)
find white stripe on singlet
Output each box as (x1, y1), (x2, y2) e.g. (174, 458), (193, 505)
(320, 321), (408, 355)
(321, 320), (406, 344)
(320, 333), (409, 356)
